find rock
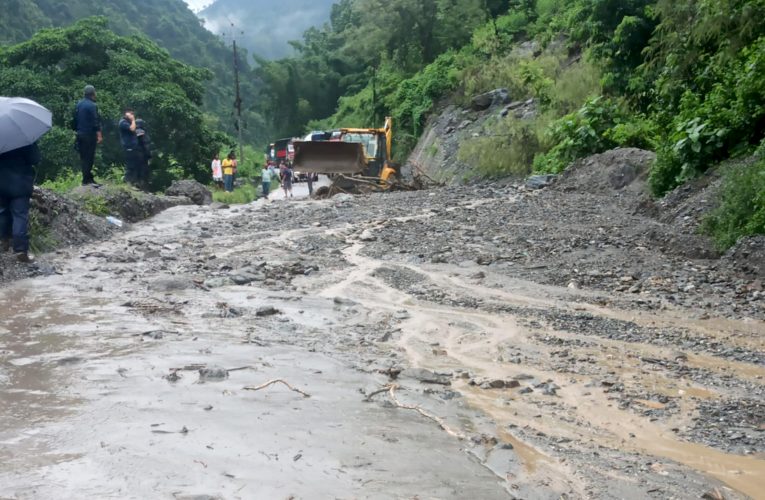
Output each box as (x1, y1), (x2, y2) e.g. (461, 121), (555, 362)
(471, 88), (510, 111)
(255, 306), (281, 317)
(165, 180), (212, 206)
(334, 297), (359, 306)
(204, 277), (234, 288)
(198, 366), (229, 382)
(332, 193), (354, 203)
(479, 379), (521, 389)
(402, 368), (451, 385)
(148, 277), (192, 292)
(481, 379), (507, 389)
(519, 387), (533, 394)
(701, 489), (726, 500)
(525, 174), (557, 190)
(359, 229), (377, 242)
(230, 273), (258, 285)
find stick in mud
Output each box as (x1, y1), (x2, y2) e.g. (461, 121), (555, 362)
(243, 379), (311, 398)
(366, 384), (466, 440)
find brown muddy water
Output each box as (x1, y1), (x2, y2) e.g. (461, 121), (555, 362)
(1, 195), (764, 499)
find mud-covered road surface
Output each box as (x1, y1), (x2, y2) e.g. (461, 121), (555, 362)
(1, 169), (763, 498)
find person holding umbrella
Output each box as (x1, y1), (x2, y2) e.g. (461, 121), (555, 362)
(0, 97), (52, 263)
(72, 85), (102, 186)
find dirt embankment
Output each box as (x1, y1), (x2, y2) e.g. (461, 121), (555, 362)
(0, 181), (210, 285)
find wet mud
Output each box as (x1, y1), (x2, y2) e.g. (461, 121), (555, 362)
(1, 183), (763, 499)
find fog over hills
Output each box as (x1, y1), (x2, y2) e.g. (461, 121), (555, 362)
(198, 0), (335, 59)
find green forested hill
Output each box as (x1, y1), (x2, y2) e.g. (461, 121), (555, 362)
(0, 0), (263, 144)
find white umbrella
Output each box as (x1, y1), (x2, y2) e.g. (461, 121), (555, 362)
(0, 97), (53, 155)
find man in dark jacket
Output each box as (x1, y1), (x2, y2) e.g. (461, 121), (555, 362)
(73, 85), (103, 186)
(0, 142), (40, 263)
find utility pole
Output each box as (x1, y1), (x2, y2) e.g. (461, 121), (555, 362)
(371, 66), (378, 125)
(231, 27), (244, 164)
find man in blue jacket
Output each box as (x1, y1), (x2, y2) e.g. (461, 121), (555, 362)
(0, 142), (40, 263)
(73, 85), (103, 186)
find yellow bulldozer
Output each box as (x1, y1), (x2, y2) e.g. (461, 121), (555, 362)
(292, 117), (397, 191)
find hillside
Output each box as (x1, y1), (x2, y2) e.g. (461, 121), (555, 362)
(200, 0), (335, 59)
(0, 0), (262, 144)
(251, 0), (765, 250)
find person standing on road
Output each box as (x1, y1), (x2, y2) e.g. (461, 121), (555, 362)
(306, 172), (315, 196)
(118, 108), (141, 187)
(211, 153), (223, 189)
(134, 118), (152, 190)
(0, 142), (40, 263)
(222, 152), (236, 192)
(279, 161), (293, 199)
(261, 162), (272, 199)
(72, 85), (102, 186)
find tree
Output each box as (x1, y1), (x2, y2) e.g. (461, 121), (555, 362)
(0, 18), (228, 188)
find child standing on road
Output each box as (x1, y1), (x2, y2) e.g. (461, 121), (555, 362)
(211, 153), (223, 189)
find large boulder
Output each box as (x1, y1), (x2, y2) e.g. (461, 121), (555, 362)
(165, 180), (212, 205)
(471, 88), (511, 111)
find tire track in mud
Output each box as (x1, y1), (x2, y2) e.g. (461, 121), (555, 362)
(311, 223), (765, 499)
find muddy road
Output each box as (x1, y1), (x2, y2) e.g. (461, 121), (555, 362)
(1, 174), (764, 498)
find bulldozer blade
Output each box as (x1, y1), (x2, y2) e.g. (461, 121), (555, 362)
(293, 141), (366, 174)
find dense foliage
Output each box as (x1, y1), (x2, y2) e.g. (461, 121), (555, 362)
(0, 19), (229, 188)
(0, 0), (263, 145)
(702, 157), (765, 250)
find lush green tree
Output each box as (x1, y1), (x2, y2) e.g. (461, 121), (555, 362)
(0, 0), (262, 147)
(0, 18), (228, 188)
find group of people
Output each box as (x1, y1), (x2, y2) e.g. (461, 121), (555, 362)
(74, 84), (152, 189)
(210, 152), (238, 192)
(0, 84), (150, 264)
(212, 156), (308, 200)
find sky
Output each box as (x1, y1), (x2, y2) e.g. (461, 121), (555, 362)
(183, 0), (211, 13)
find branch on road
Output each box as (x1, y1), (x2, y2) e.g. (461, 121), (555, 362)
(243, 379), (311, 398)
(366, 383), (466, 440)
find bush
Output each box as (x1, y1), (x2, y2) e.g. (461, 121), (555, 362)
(533, 96), (658, 174)
(392, 52), (461, 157)
(40, 169), (81, 193)
(458, 113), (551, 178)
(649, 36), (765, 196)
(702, 158), (765, 250)
(212, 184), (258, 204)
(28, 210), (57, 254)
(533, 96), (624, 173)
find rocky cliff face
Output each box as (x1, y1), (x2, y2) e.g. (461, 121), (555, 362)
(407, 89), (537, 184)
